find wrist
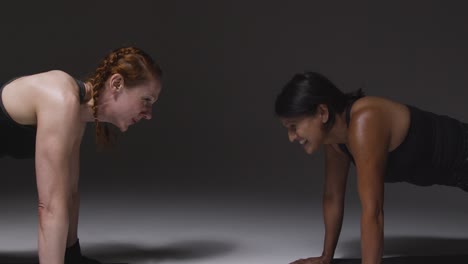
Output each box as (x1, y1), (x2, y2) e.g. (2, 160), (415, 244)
(321, 252), (333, 261)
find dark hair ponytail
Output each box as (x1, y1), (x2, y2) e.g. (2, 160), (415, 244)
(275, 72), (364, 130)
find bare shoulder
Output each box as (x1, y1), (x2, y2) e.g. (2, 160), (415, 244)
(36, 70), (81, 109)
(352, 96), (393, 111)
(348, 97), (386, 125)
(41, 70), (78, 95)
(45, 70), (75, 83)
(34, 70), (82, 129)
(347, 96), (409, 153)
(349, 96), (408, 124)
(35, 71), (85, 156)
(1, 70), (80, 125)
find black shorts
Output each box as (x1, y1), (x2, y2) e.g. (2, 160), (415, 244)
(0, 80), (36, 159)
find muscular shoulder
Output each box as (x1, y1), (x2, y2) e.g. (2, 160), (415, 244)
(351, 96), (385, 112)
(1, 70), (80, 125)
(43, 70), (77, 94)
(347, 97), (393, 156)
(349, 96), (397, 126)
(35, 71), (85, 155)
(46, 70), (74, 80)
(349, 97), (381, 125)
(37, 71), (80, 106)
(34, 70), (82, 122)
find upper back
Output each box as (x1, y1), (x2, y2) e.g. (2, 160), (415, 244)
(1, 70), (83, 126)
(340, 96), (466, 186)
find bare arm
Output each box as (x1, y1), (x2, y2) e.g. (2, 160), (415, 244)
(67, 126), (85, 247)
(321, 144), (350, 261)
(35, 80), (82, 264)
(348, 108), (390, 264)
(290, 145), (350, 264)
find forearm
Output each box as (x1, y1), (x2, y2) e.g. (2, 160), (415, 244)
(361, 212), (384, 264)
(38, 200), (70, 264)
(321, 197), (345, 260)
(67, 191), (80, 247)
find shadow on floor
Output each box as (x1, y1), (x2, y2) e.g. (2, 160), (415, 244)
(0, 239), (236, 264)
(333, 255), (468, 264)
(333, 235), (468, 264)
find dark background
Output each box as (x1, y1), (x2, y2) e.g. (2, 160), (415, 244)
(1, 0), (468, 207)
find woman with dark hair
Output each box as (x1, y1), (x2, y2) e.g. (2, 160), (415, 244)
(0, 47), (162, 264)
(275, 72), (468, 264)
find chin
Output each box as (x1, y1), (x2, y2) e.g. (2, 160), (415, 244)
(119, 124), (129, 132)
(304, 145), (317, 155)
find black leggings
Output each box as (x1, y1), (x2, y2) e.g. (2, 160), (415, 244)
(453, 123), (468, 192)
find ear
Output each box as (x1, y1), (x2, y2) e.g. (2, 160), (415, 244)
(108, 73), (124, 94)
(318, 104), (329, 123)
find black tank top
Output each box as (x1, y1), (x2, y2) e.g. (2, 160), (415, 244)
(0, 77), (87, 159)
(338, 100), (467, 187)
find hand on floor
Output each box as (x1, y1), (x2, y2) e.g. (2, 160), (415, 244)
(290, 256), (331, 264)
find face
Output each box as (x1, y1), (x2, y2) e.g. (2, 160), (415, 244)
(280, 105), (329, 155)
(106, 74), (162, 132)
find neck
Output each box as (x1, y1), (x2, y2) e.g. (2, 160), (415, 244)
(80, 82), (115, 124)
(324, 111), (349, 144)
(80, 82), (97, 123)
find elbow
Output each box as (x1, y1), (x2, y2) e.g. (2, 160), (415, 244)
(38, 197), (70, 228)
(361, 205), (384, 221)
(323, 193), (346, 214)
(323, 190), (345, 204)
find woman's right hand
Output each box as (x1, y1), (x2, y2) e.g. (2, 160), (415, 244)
(289, 255), (332, 264)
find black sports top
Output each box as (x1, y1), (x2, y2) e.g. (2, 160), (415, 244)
(338, 100), (467, 187)
(0, 77), (87, 159)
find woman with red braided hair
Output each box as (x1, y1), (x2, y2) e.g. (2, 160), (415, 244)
(0, 47), (162, 264)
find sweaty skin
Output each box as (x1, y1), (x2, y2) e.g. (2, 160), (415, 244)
(2, 70), (160, 264)
(284, 97), (410, 264)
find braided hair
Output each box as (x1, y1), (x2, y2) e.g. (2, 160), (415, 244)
(86, 47), (162, 147)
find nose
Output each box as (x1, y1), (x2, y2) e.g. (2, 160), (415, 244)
(288, 130), (296, 143)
